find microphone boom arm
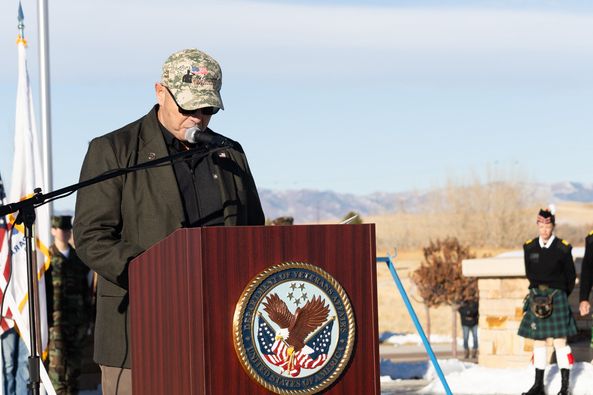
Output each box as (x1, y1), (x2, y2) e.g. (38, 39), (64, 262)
(0, 146), (223, 217)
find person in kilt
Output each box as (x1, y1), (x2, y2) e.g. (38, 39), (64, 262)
(518, 208), (576, 395)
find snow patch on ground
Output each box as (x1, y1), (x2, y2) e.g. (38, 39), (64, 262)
(380, 359), (593, 395)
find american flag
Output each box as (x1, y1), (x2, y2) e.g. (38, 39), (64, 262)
(191, 66), (209, 75)
(302, 319), (334, 365)
(0, 171), (14, 333)
(257, 315), (288, 365)
(256, 315), (334, 377)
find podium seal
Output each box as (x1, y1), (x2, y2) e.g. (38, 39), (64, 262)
(233, 262), (355, 394)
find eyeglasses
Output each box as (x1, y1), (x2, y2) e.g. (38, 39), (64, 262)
(164, 86), (220, 116)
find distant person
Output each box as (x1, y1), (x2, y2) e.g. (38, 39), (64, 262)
(46, 216), (92, 395)
(518, 208), (576, 395)
(73, 48), (264, 395)
(271, 216), (294, 225)
(1, 320), (29, 395)
(578, 231), (593, 317)
(458, 299), (478, 359)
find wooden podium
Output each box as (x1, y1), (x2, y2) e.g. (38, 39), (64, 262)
(129, 224), (379, 394)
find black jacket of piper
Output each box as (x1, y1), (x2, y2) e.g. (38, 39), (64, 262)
(523, 237), (576, 295)
(579, 232), (593, 302)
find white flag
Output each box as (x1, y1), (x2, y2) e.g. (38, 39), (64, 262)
(0, 33), (55, 395)
(7, 33), (50, 355)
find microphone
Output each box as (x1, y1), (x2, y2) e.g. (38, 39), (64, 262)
(184, 126), (233, 148)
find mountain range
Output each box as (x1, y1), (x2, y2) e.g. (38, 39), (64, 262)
(260, 181), (593, 223)
(53, 181), (593, 222)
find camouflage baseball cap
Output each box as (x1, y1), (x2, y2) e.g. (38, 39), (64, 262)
(161, 49), (224, 111)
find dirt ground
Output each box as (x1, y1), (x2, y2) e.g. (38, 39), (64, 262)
(372, 200), (593, 337)
(326, 201), (593, 337)
(375, 247), (515, 341)
(376, 250), (458, 337)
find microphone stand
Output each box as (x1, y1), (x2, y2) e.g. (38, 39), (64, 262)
(0, 145), (221, 394)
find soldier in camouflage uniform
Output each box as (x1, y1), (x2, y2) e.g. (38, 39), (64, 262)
(45, 216), (91, 395)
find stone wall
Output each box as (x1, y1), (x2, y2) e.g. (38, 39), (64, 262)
(478, 278), (531, 368)
(463, 252), (590, 368)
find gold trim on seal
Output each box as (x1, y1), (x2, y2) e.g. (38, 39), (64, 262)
(232, 262), (356, 395)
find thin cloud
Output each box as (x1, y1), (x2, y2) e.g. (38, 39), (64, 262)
(2, 1), (593, 83)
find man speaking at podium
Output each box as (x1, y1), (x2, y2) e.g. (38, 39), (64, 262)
(73, 49), (265, 395)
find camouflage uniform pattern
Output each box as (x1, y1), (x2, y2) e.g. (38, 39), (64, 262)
(46, 244), (91, 395)
(161, 48), (224, 110)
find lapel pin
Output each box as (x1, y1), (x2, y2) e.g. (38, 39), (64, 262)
(148, 152), (156, 160)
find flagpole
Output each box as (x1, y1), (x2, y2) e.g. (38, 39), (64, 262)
(15, 5), (54, 394)
(17, 9), (44, 395)
(37, 0), (53, 221)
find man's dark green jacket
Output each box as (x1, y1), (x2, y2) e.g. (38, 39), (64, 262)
(74, 106), (264, 368)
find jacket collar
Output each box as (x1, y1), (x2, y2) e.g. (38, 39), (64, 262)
(539, 235), (556, 249)
(136, 105), (185, 226)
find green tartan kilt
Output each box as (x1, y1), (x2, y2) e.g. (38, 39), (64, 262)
(518, 288), (577, 340)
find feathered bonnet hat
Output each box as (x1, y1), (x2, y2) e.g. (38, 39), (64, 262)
(537, 204), (556, 225)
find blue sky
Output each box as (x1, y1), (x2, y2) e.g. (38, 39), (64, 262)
(1, 0), (592, 212)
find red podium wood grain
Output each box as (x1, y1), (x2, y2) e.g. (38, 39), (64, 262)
(129, 224), (379, 394)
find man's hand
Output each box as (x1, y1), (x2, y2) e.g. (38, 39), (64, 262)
(579, 300), (591, 316)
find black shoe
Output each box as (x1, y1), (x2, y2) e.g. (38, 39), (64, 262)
(522, 384), (546, 395)
(522, 385), (546, 395)
(522, 368), (545, 395)
(557, 368), (570, 395)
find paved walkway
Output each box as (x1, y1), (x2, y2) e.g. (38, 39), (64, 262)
(378, 343), (458, 394)
(380, 343), (458, 362)
(76, 344), (449, 394)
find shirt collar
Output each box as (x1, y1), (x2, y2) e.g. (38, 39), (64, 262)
(158, 120), (191, 152)
(539, 235), (555, 249)
(158, 120), (212, 152)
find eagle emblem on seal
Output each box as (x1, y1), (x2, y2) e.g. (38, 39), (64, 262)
(233, 262), (355, 394)
(262, 293), (330, 374)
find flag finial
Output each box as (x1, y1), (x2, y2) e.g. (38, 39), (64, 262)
(17, 2), (25, 41)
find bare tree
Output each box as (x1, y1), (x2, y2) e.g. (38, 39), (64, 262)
(441, 178), (536, 248)
(411, 238), (477, 356)
(374, 175), (540, 250)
